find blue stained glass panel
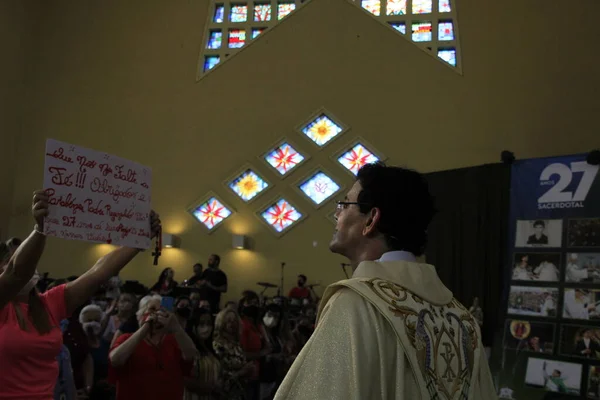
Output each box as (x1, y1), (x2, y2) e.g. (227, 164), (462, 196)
(230, 5), (248, 22)
(438, 21), (454, 41)
(206, 31), (222, 49)
(299, 172), (340, 205)
(204, 56), (220, 72)
(438, 48), (456, 66)
(214, 5), (225, 23)
(389, 22), (406, 34)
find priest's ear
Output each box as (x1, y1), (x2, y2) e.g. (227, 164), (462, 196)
(362, 207), (382, 237)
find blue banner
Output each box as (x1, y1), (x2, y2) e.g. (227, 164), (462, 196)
(496, 154), (600, 400)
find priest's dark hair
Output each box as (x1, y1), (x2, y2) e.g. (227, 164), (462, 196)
(356, 162), (435, 256)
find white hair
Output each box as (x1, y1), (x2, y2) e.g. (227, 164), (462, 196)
(136, 294), (162, 323)
(79, 304), (103, 324)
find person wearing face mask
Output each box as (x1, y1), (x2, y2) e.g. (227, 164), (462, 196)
(238, 291), (271, 400)
(0, 190), (162, 400)
(109, 294), (198, 400)
(184, 308), (223, 400)
(79, 304), (111, 397)
(175, 296), (193, 329)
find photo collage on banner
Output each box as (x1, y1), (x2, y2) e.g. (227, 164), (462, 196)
(497, 154), (600, 399)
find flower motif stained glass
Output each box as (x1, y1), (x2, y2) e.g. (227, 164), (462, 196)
(412, 22), (432, 42)
(337, 144), (380, 175)
(264, 142), (305, 175)
(412, 0), (432, 14)
(204, 56), (220, 72)
(192, 197), (232, 230)
(301, 114), (343, 147)
(299, 172), (340, 205)
(230, 5), (248, 22)
(439, 0), (451, 12)
(254, 4), (271, 21)
(438, 21), (454, 41)
(389, 22), (406, 34)
(361, 0), (380, 16)
(228, 169), (269, 202)
(214, 5), (225, 23)
(261, 199), (302, 233)
(438, 48), (456, 66)
(252, 28), (266, 39)
(386, 0), (406, 15)
(228, 29), (246, 48)
(206, 31), (222, 49)
(277, 3), (296, 20)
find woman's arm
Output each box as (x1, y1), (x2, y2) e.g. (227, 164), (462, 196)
(0, 191), (48, 309)
(159, 311), (198, 360)
(64, 211), (160, 316)
(109, 323), (151, 367)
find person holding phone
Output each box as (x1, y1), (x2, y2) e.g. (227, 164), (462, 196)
(0, 191), (161, 400)
(109, 294), (199, 400)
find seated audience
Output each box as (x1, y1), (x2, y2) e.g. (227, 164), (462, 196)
(150, 267), (178, 296)
(185, 308), (222, 400)
(109, 294), (198, 400)
(213, 308), (255, 400)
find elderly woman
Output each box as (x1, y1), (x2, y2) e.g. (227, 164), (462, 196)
(213, 308), (256, 400)
(0, 190), (161, 400)
(109, 294), (198, 400)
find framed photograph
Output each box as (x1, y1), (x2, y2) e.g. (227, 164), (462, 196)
(588, 365), (600, 399)
(512, 252), (561, 282)
(563, 289), (600, 321)
(566, 253), (600, 283)
(508, 286), (558, 318)
(503, 319), (555, 354)
(568, 218), (600, 248)
(525, 357), (582, 396)
(515, 219), (563, 248)
(560, 325), (600, 360)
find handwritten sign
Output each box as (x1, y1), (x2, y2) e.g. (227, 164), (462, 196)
(43, 139), (152, 249)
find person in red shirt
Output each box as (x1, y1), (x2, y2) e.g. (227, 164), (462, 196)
(109, 294), (198, 400)
(238, 291), (271, 400)
(0, 190), (162, 400)
(288, 275), (312, 304)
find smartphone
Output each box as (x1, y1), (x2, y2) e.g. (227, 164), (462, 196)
(161, 296), (175, 312)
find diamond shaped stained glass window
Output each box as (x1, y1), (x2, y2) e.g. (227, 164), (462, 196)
(228, 169), (269, 202)
(298, 171), (341, 205)
(264, 142), (305, 176)
(260, 198), (303, 233)
(300, 114), (344, 147)
(191, 197), (232, 230)
(337, 143), (380, 175)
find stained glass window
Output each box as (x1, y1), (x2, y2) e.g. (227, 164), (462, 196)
(204, 56), (220, 72)
(298, 171), (341, 205)
(389, 22), (406, 34)
(412, 0), (432, 14)
(386, 0), (406, 15)
(439, 0), (451, 12)
(230, 4), (248, 22)
(214, 5), (225, 23)
(261, 198), (303, 233)
(191, 197), (232, 230)
(228, 29), (246, 48)
(252, 28), (266, 39)
(361, 0), (380, 16)
(264, 142), (305, 175)
(228, 169), (269, 202)
(254, 3), (271, 21)
(438, 48), (456, 66)
(438, 21), (454, 41)
(337, 143), (380, 175)
(278, 3), (296, 20)
(301, 114), (344, 147)
(206, 31), (222, 49)
(412, 22), (432, 42)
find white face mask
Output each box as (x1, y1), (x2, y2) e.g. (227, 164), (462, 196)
(82, 321), (102, 336)
(19, 274), (40, 295)
(263, 316), (277, 328)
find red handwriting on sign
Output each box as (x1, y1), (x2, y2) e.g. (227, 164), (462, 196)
(89, 178), (137, 203)
(60, 230), (83, 240)
(76, 220), (92, 229)
(86, 232), (112, 243)
(83, 198), (105, 215)
(76, 155), (97, 172)
(137, 228), (149, 238)
(141, 182), (149, 189)
(46, 217), (60, 226)
(103, 205), (134, 222)
(46, 189), (84, 215)
(98, 164), (113, 177)
(62, 216), (76, 227)
(105, 222), (137, 239)
(46, 147), (74, 163)
(138, 193), (146, 202)
(48, 167), (74, 187)
(113, 165), (138, 184)
(134, 212), (149, 222)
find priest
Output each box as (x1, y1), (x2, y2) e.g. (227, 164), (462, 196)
(274, 162), (497, 400)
